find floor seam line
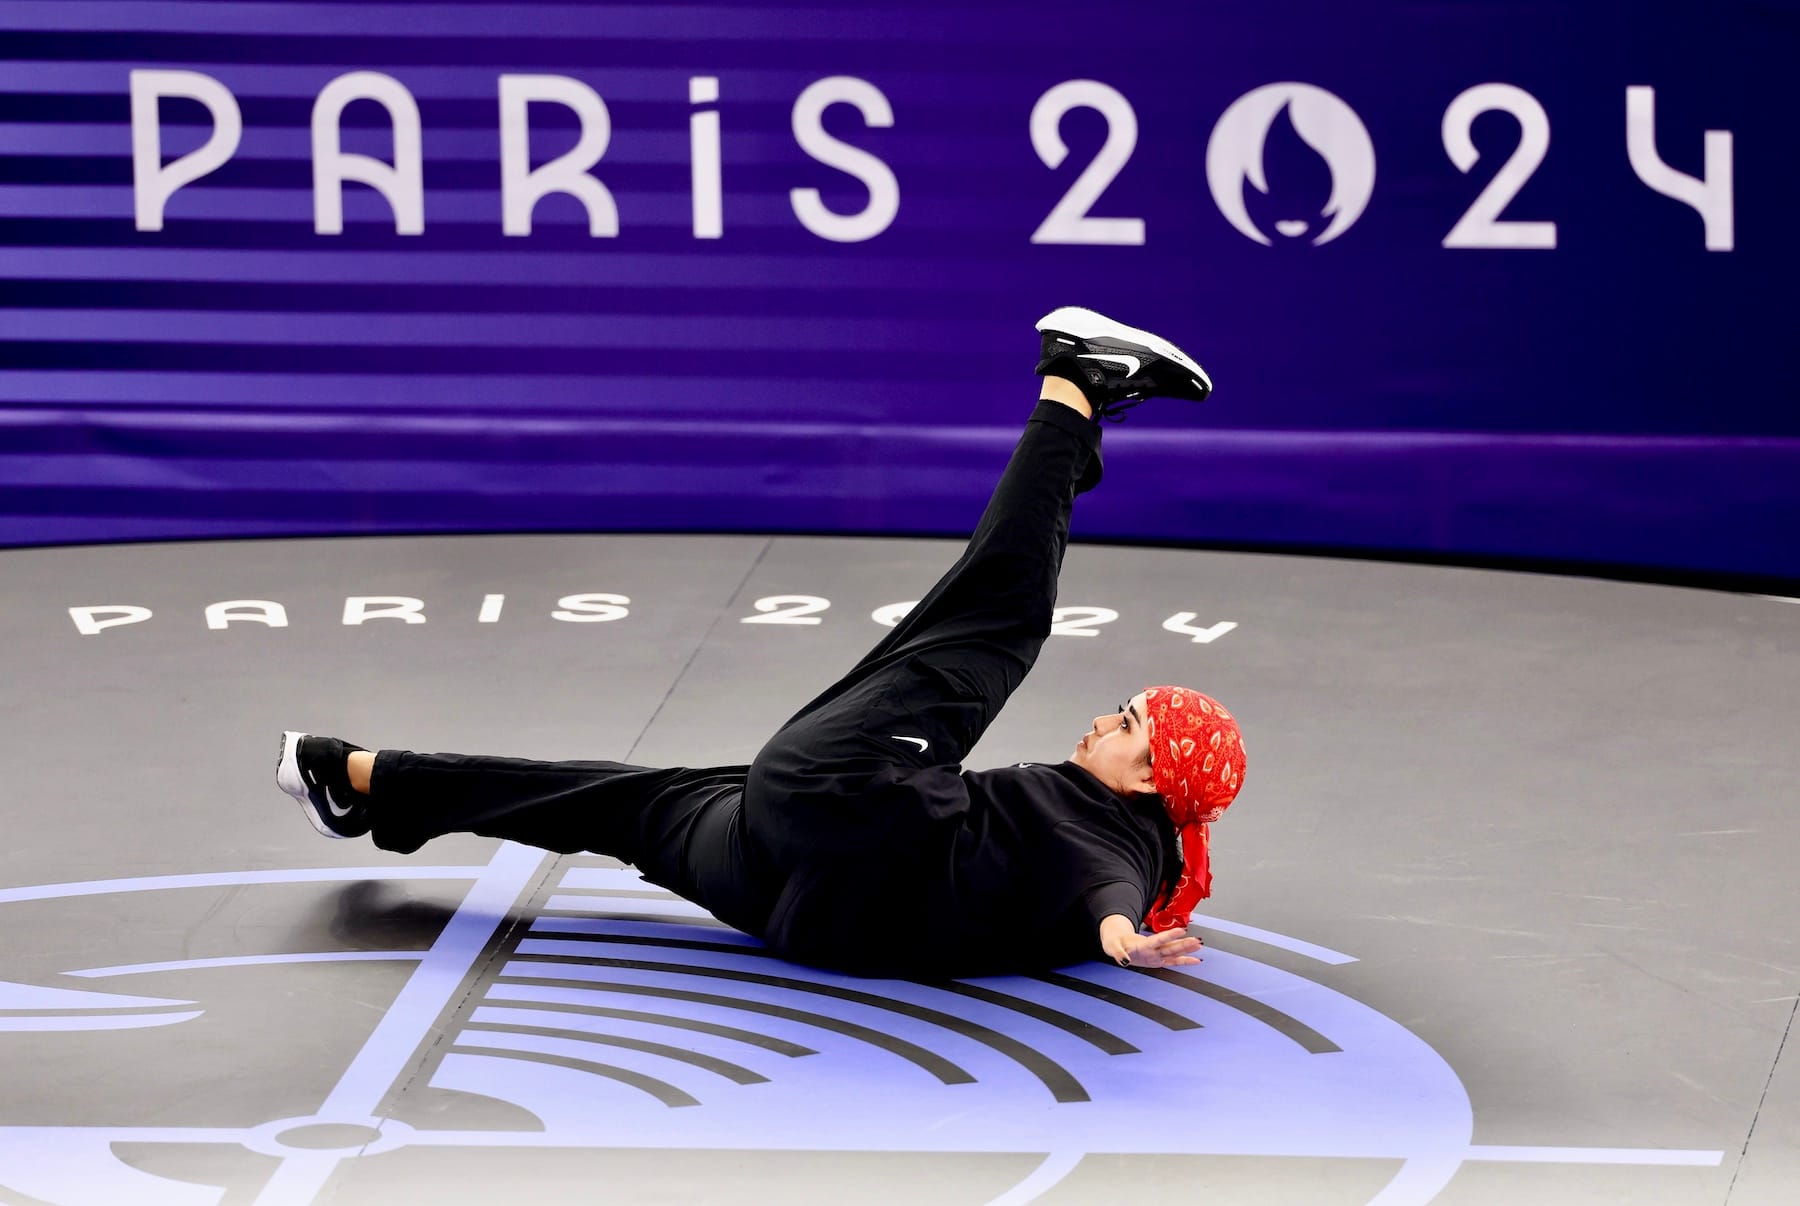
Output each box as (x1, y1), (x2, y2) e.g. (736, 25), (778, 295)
(364, 536), (773, 1154)
(362, 849), (555, 1171)
(1724, 991), (1800, 1203)
(623, 534), (775, 765)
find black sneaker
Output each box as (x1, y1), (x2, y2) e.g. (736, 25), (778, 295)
(276, 731), (370, 839)
(1035, 306), (1214, 419)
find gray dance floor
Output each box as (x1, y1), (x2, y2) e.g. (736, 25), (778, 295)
(2, 533), (1796, 1205)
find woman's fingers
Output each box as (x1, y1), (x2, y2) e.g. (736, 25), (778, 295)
(1115, 930), (1205, 968)
(1138, 934), (1202, 966)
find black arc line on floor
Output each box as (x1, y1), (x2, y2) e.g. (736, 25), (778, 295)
(505, 953), (1092, 1103)
(458, 1020), (771, 1084)
(1030, 970), (1203, 1032)
(496, 973), (978, 1087)
(474, 993), (818, 1058)
(521, 929), (1142, 1055)
(443, 1044), (700, 1109)
(1131, 967), (1341, 1054)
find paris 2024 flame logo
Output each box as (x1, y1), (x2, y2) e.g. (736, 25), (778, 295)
(1207, 83), (1377, 247)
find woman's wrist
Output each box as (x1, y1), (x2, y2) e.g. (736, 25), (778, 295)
(1098, 913), (1137, 965)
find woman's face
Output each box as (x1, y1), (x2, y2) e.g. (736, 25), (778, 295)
(1070, 690), (1156, 797)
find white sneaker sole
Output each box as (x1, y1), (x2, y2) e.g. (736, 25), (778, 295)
(277, 729), (348, 839)
(1036, 306), (1214, 396)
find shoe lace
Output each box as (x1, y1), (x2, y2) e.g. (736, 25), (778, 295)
(1095, 392), (1152, 423)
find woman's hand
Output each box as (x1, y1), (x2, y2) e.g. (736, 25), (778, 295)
(1099, 915), (1203, 968)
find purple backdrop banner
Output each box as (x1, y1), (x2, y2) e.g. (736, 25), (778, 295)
(1, 0), (1796, 580)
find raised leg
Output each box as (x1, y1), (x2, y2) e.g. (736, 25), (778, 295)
(744, 392), (1103, 870)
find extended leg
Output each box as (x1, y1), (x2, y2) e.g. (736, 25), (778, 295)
(364, 750), (701, 856)
(779, 394), (1101, 739)
(745, 390), (1102, 869)
(362, 749), (773, 934)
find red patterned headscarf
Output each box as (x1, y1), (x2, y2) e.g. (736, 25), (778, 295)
(1141, 685), (1246, 933)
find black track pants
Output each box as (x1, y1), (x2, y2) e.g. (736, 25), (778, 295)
(742, 401), (1101, 871)
(364, 401), (1103, 936)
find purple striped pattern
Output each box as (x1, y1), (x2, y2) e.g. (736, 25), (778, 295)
(1, 0), (1796, 581)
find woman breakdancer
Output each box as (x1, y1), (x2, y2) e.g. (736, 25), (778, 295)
(276, 306), (1247, 978)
